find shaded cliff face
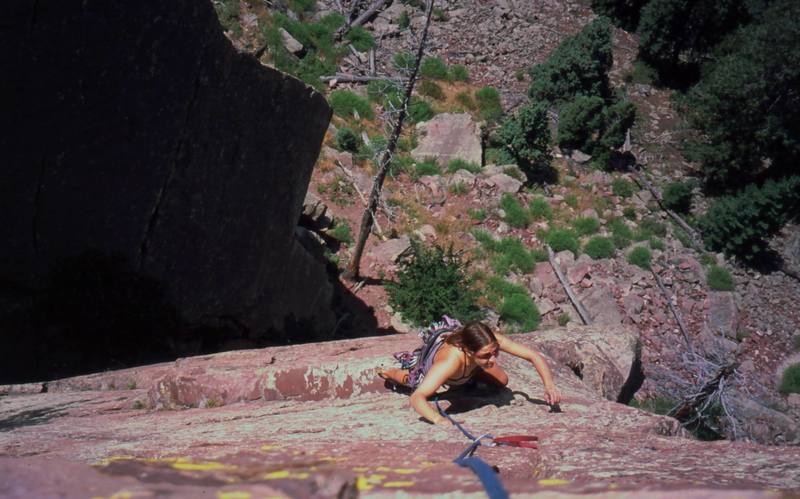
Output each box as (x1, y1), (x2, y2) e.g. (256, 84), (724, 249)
(0, 0), (334, 381)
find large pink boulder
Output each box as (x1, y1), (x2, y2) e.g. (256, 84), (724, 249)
(411, 113), (483, 166)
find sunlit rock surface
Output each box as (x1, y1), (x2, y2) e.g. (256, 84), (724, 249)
(1, 328), (798, 497)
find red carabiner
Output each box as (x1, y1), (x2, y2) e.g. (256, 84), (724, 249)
(492, 435), (539, 449)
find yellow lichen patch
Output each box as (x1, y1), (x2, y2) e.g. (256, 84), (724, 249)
(263, 470), (311, 480)
(383, 481), (415, 488)
(538, 478), (570, 486)
(264, 470), (291, 480)
(352, 466), (370, 472)
(356, 476), (373, 491)
(260, 444), (281, 452)
(392, 468), (419, 475)
(355, 474), (387, 491)
(172, 460), (234, 472)
(217, 492), (251, 499)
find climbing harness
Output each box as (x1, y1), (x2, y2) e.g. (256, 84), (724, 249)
(434, 399), (539, 499)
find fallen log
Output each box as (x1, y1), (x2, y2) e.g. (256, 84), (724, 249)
(626, 166), (705, 251)
(652, 268), (694, 355)
(547, 246), (592, 325)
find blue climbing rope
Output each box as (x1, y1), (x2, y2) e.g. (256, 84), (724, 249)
(435, 399), (510, 499)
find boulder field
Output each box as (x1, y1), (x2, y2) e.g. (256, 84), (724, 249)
(2, 326), (798, 497)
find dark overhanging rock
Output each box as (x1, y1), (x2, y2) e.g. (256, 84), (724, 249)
(0, 0), (335, 382)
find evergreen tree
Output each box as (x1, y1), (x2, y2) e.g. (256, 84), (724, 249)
(682, 0), (800, 188)
(528, 17), (613, 104)
(591, 0), (649, 31)
(637, 0), (757, 85)
(497, 102), (552, 181)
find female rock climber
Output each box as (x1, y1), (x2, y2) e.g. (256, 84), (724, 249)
(378, 320), (561, 425)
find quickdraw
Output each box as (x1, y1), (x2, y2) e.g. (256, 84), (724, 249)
(434, 399), (540, 499)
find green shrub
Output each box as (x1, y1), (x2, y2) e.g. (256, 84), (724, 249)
(662, 180), (694, 214)
(447, 159), (482, 174)
(572, 217), (600, 236)
(485, 277), (540, 331)
(408, 99), (435, 122)
(420, 57), (449, 80)
(390, 155), (414, 177)
(335, 128), (360, 152)
(386, 242), (483, 326)
(609, 218), (633, 249)
(468, 208), (486, 221)
(432, 7), (448, 21)
(396, 10), (410, 29)
(623, 206), (637, 220)
(699, 176), (800, 261)
(500, 293), (541, 331)
(564, 193), (579, 208)
(500, 194), (531, 229)
(329, 90), (374, 120)
(627, 246), (652, 270)
(700, 253), (717, 266)
(455, 91), (476, 110)
(295, 51), (337, 90)
(633, 226), (652, 242)
(528, 17), (612, 104)
(557, 312), (570, 326)
(328, 220), (352, 243)
(484, 147), (516, 166)
(497, 102), (552, 180)
(449, 64), (469, 82)
(531, 248), (548, 262)
(529, 197), (553, 220)
(392, 51), (415, 72)
(546, 228), (580, 254)
(584, 236), (615, 259)
(345, 26), (375, 51)
(640, 217), (667, 237)
(419, 80), (445, 100)
(649, 237), (666, 251)
(491, 241), (536, 275)
(475, 86), (503, 122)
(288, 0), (316, 14)
(413, 158), (440, 179)
(778, 363), (800, 395)
(612, 178), (635, 198)
(557, 95), (605, 152)
(707, 265), (735, 291)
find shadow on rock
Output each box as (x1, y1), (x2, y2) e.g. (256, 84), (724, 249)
(0, 251), (181, 384)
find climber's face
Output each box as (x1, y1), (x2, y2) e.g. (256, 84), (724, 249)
(472, 342), (500, 369)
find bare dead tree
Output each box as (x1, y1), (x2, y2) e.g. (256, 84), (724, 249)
(345, 0), (434, 280)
